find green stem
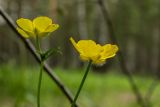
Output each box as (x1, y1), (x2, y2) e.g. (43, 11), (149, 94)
(71, 60), (92, 107)
(36, 35), (42, 54)
(37, 61), (44, 107)
(36, 34), (44, 107)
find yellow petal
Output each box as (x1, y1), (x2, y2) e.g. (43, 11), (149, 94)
(70, 37), (118, 65)
(33, 16), (52, 32)
(77, 40), (102, 57)
(17, 27), (29, 38)
(70, 37), (81, 53)
(80, 54), (90, 61)
(100, 44), (118, 59)
(92, 59), (106, 65)
(16, 18), (34, 32)
(76, 40), (95, 54)
(38, 24), (59, 37)
(45, 24), (59, 32)
(70, 37), (103, 63)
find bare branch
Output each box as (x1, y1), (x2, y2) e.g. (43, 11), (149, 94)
(145, 74), (160, 106)
(97, 0), (147, 107)
(0, 7), (78, 107)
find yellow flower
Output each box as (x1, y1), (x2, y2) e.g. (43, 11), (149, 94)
(70, 37), (118, 65)
(94, 44), (118, 64)
(16, 16), (59, 38)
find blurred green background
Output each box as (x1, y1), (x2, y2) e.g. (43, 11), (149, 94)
(0, 0), (160, 107)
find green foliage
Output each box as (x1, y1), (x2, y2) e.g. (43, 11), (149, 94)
(41, 47), (62, 61)
(0, 65), (160, 107)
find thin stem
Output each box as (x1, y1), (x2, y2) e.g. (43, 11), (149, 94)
(37, 61), (44, 107)
(36, 34), (43, 107)
(36, 35), (42, 54)
(145, 78), (159, 107)
(71, 60), (92, 107)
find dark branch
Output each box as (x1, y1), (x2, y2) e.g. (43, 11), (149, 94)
(145, 75), (160, 106)
(97, 0), (147, 107)
(0, 7), (78, 107)
(145, 38), (160, 104)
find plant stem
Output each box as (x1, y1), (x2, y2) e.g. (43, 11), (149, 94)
(36, 34), (44, 107)
(71, 60), (92, 107)
(36, 35), (42, 54)
(37, 61), (44, 107)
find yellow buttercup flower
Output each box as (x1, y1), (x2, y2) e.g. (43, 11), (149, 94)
(16, 16), (59, 38)
(94, 44), (118, 64)
(70, 37), (118, 65)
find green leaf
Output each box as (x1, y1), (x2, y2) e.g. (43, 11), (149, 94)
(42, 47), (62, 61)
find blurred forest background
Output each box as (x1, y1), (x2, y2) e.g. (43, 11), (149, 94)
(1, 0), (160, 107)
(0, 0), (160, 73)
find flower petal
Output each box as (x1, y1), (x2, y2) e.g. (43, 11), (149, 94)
(33, 16), (52, 32)
(70, 37), (118, 65)
(100, 44), (118, 59)
(17, 27), (29, 38)
(16, 18), (34, 32)
(80, 54), (90, 61)
(77, 40), (102, 57)
(45, 24), (59, 32)
(70, 37), (81, 53)
(92, 59), (106, 65)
